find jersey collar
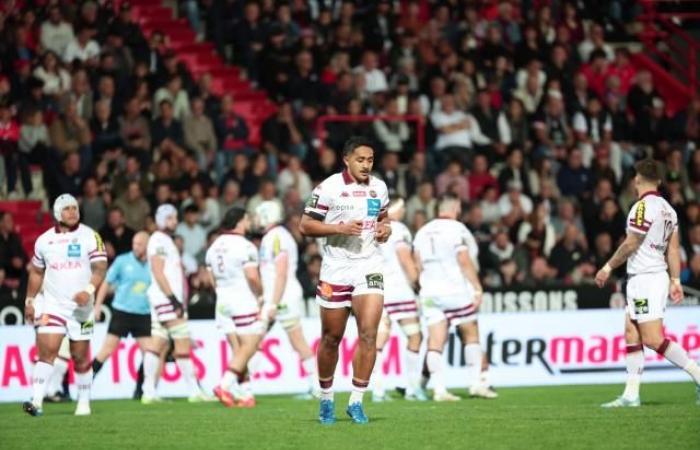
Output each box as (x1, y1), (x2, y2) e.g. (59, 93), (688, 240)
(342, 169), (369, 186)
(220, 230), (244, 236)
(54, 223), (79, 233)
(639, 190), (660, 200)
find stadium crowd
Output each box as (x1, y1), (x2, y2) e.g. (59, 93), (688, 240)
(1, 0), (700, 317)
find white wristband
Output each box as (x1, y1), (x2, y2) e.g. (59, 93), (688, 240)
(671, 277), (681, 285)
(25, 297), (34, 306)
(602, 264), (612, 274)
(85, 284), (96, 296)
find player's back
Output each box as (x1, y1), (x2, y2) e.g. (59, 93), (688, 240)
(146, 230), (183, 300)
(206, 233), (258, 296)
(414, 218), (472, 297)
(626, 193), (678, 275)
(380, 220), (413, 284)
(260, 225), (299, 281)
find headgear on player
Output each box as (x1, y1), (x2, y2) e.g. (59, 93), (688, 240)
(53, 194), (80, 222)
(155, 204), (178, 230)
(255, 201), (283, 230)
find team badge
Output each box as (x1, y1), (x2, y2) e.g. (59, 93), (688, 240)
(319, 282), (333, 299)
(367, 199), (381, 217)
(369, 190), (377, 198)
(633, 298), (649, 314)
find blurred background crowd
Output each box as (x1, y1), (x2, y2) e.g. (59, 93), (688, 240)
(0, 0), (700, 317)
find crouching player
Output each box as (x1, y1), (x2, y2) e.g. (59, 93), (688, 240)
(413, 196), (496, 401)
(373, 197), (426, 402)
(256, 201), (319, 398)
(209, 207), (264, 408)
(23, 194), (108, 416)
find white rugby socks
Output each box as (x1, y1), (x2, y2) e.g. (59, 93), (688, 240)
(75, 369), (92, 405)
(48, 356), (69, 395)
(658, 339), (700, 384)
(319, 377), (334, 401)
(405, 350), (420, 393)
(464, 344), (482, 388)
(219, 369), (237, 391)
(426, 350), (446, 395)
(31, 361), (53, 408)
(622, 345), (644, 400)
(302, 357), (317, 392)
(142, 350), (160, 398)
(349, 379), (369, 405)
(372, 348), (385, 398)
(175, 356), (198, 394)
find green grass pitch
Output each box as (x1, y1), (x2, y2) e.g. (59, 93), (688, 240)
(1, 383), (698, 450)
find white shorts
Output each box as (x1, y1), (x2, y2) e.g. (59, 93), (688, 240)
(34, 293), (94, 341)
(383, 279), (418, 321)
(625, 272), (669, 323)
(316, 254), (384, 309)
(215, 288), (263, 336)
(149, 292), (184, 324)
(420, 293), (477, 327)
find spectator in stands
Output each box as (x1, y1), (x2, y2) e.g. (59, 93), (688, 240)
(289, 50), (324, 106)
(17, 108), (50, 196)
(355, 50), (388, 95)
(498, 180), (533, 227)
(33, 51), (71, 97)
(557, 148), (592, 197)
(683, 253), (700, 289)
(373, 97), (409, 156)
(431, 93), (490, 169)
(517, 200), (556, 257)
(120, 97), (151, 167)
(497, 98), (530, 151)
(153, 75), (191, 121)
(589, 197), (626, 245)
(627, 70), (658, 136)
(184, 97), (218, 170)
(63, 25), (100, 65)
(522, 256), (558, 287)
(468, 154), (498, 201)
(81, 176), (107, 230)
(247, 178), (282, 216)
(90, 99), (122, 161)
(261, 101), (305, 167)
(176, 204), (207, 263)
(573, 96), (613, 165)
(114, 180), (151, 232)
(40, 6), (75, 58)
(435, 159), (469, 202)
(182, 182), (221, 233)
(471, 89), (500, 145)
(151, 99), (185, 158)
(549, 223), (593, 281)
(219, 180), (245, 212)
(406, 180), (436, 225)
(533, 90), (573, 160)
(112, 155), (151, 198)
(578, 23), (613, 63)
(552, 197), (584, 237)
(513, 71), (544, 115)
(0, 100), (20, 198)
(277, 155), (312, 200)
(498, 148), (532, 197)
(375, 152), (405, 198)
(0, 211), (27, 285)
(232, 1), (266, 79)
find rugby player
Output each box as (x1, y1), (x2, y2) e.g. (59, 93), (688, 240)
(23, 194), (108, 416)
(299, 136), (391, 424)
(595, 159), (700, 407)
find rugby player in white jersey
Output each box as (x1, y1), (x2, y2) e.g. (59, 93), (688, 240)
(595, 159), (700, 407)
(413, 195), (497, 401)
(372, 197), (426, 402)
(299, 136), (391, 425)
(141, 204), (208, 403)
(209, 207), (264, 408)
(256, 201), (319, 398)
(23, 194), (108, 416)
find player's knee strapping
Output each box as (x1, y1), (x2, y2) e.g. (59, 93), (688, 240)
(400, 322), (421, 337)
(168, 322), (190, 339)
(281, 317), (301, 331)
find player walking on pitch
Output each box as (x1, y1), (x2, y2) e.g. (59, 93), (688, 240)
(373, 197), (427, 402)
(209, 207), (265, 408)
(141, 204), (209, 403)
(23, 194), (108, 416)
(256, 200), (320, 398)
(299, 137), (391, 424)
(595, 159), (700, 407)
(413, 195), (497, 401)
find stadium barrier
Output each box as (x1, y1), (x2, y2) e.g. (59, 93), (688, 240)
(1, 307), (698, 402)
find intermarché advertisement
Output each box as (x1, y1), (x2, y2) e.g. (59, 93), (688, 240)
(1, 307), (698, 402)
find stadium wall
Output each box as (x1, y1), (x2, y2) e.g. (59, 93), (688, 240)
(1, 308), (699, 402)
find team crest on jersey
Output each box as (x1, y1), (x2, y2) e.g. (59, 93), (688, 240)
(367, 199), (381, 217)
(635, 201), (646, 227)
(365, 273), (384, 289)
(319, 282), (333, 299)
(67, 243), (81, 258)
(369, 190), (377, 198)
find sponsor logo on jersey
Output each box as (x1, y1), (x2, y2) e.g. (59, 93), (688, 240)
(80, 319), (94, 335)
(633, 298), (649, 314)
(365, 273), (384, 289)
(332, 205), (354, 211)
(340, 191), (349, 197)
(352, 191), (367, 197)
(367, 199), (381, 216)
(49, 260), (83, 270)
(67, 244), (81, 258)
(307, 194), (319, 208)
(319, 282), (333, 299)
(635, 201), (646, 227)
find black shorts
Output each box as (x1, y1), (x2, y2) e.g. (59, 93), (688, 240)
(107, 309), (151, 338)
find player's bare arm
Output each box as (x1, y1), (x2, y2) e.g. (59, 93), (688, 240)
(24, 264), (45, 324)
(375, 213), (392, 243)
(267, 252), (289, 320)
(150, 254), (182, 317)
(595, 231), (644, 287)
(666, 230), (683, 304)
(397, 244), (419, 289)
(75, 260), (107, 306)
(457, 249), (483, 308)
(93, 280), (114, 321)
(244, 265), (264, 306)
(299, 214), (363, 237)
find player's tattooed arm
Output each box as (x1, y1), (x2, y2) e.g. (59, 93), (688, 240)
(606, 231), (645, 270)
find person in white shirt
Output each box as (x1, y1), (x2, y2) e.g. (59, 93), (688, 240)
(23, 194), (108, 417)
(413, 195), (497, 401)
(63, 26), (100, 64)
(299, 136), (391, 424)
(40, 6), (75, 58)
(141, 204), (209, 404)
(355, 50), (388, 94)
(430, 94), (490, 167)
(209, 207), (264, 408)
(373, 198), (426, 402)
(256, 201), (318, 397)
(595, 160), (700, 407)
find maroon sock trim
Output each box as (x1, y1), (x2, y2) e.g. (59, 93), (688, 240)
(626, 344), (644, 354)
(656, 338), (670, 356)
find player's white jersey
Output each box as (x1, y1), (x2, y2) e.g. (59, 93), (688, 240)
(259, 225), (303, 303)
(32, 224), (107, 310)
(205, 232), (258, 297)
(380, 220), (414, 288)
(626, 191), (678, 275)
(414, 218), (478, 297)
(304, 171), (389, 260)
(147, 230), (185, 302)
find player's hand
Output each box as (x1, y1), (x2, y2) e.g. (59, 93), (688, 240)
(670, 279), (684, 304)
(264, 303), (277, 322)
(473, 291), (483, 310)
(74, 291), (92, 306)
(24, 300), (34, 325)
(337, 220), (363, 236)
(94, 305), (103, 322)
(375, 222), (391, 243)
(594, 267), (611, 288)
(168, 294), (184, 318)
